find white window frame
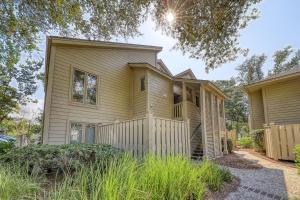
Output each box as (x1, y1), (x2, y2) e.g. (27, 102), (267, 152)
(69, 66), (99, 107)
(67, 121), (97, 144)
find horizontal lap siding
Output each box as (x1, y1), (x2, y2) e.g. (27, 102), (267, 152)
(265, 78), (300, 124)
(249, 90), (265, 129)
(148, 71), (173, 118)
(47, 46), (156, 144)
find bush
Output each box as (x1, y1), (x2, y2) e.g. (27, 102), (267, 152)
(0, 141), (14, 154)
(50, 155), (232, 199)
(252, 129), (265, 152)
(239, 136), (252, 148)
(0, 144), (123, 175)
(0, 164), (42, 199)
(295, 145), (300, 175)
(227, 139), (233, 153)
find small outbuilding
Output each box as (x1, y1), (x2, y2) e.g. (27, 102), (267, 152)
(245, 66), (300, 160)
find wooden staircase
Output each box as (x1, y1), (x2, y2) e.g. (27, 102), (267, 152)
(190, 124), (203, 160)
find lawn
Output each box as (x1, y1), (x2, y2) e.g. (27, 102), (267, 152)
(0, 144), (232, 200)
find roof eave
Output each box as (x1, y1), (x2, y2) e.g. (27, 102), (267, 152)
(50, 36), (162, 52)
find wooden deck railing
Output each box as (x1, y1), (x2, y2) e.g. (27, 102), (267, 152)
(173, 103), (182, 119)
(264, 123), (300, 161)
(96, 114), (190, 158)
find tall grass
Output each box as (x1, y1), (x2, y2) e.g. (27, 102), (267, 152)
(0, 164), (42, 200)
(50, 155), (232, 200)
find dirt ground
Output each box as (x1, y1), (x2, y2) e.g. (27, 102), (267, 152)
(214, 151), (263, 169)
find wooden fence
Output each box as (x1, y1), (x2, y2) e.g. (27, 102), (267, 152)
(264, 123), (300, 161)
(96, 114), (190, 158)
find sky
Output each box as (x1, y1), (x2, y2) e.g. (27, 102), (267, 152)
(23, 0), (300, 118)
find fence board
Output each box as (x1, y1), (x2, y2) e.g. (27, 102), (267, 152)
(264, 123), (300, 161)
(97, 116), (190, 158)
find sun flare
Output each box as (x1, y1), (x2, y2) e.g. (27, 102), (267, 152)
(166, 10), (175, 23)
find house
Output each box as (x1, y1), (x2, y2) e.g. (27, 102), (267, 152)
(245, 66), (300, 160)
(43, 36), (228, 159)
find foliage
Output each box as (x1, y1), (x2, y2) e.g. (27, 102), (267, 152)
(252, 129), (265, 152)
(0, 110), (43, 144)
(214, 79), (248, 132)
(269, 46), (300, 75)
(295, 145), (300, 175)
(0, 1), (261, 77)
(154, 0), (262, 71)
(198, 159), (232, 191)
(227, 139), (233, 153)
(239, 136), (252, 148)
(236, 54), (266, 85)
(50, 155), (232, 199)
(0, 144), (123, 175)
(0, 141), (14, 154)
(0, 164), (42, 200)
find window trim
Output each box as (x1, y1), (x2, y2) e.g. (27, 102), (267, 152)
(69, 66), (99, 107)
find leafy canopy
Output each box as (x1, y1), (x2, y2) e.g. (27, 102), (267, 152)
(269, 45), (300, 75)
(0, 0), (261, 121)
(236, 54), (266, 84)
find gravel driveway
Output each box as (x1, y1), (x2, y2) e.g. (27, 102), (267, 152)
(223, 150), (300, 200)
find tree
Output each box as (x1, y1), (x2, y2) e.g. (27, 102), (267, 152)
(269, 46), (300, 75)
(214, 78), (248, 134)
(236, 54), (266, 85)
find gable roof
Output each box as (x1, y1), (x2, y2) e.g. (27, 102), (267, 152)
(245, 65), (300, 92)
(156, 59), (173, 76)
(174, 69), (197, 80)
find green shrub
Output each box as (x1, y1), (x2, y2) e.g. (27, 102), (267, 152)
(239, 136), (252, 148)
(295, 145), (300, 175)
(0, 164), (42, 199)
(50, 155), (232, 200)
(0, 141), (14, 154)
(198, 159), (232, 191)
(227, 139), (233, 153)
(0, 144), (123, 175)
(252, 129), (265, 152)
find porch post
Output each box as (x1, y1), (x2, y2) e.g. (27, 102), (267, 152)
(217, 98), (223, 156)
(222, 100), (228, 155)
(200, 84), (208, 158)
(182, 81), (188, 120)
(210, 93), (216, 157)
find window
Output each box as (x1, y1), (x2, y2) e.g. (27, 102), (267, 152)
(196, 96), (200, 107)
(70, 123), (83, 144)
(140, 77), (145, 91)
(70, 122), (96, 144)
(85, 124), (95, 144)
(72, 69), (97, 105)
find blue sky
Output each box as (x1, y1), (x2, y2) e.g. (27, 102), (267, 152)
(29, 0), (300, 115)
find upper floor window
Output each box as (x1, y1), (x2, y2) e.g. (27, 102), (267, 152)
(72, 69), (97, 105)
(140, 77), (145, 91)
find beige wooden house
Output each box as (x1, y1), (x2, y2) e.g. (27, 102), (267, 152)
(245, 66), (300, 160)
(43, 36), (228, 159)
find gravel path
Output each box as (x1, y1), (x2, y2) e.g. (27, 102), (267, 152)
(223, 150), (300, 200)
